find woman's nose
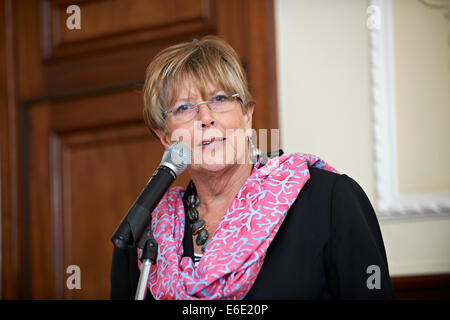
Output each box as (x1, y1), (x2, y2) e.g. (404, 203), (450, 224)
(196, 103), (215, 127)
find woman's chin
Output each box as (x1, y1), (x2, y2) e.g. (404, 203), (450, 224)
(194, 163), (228, 174)
(191, 155), (229, 172)
(190, 151), (235, 173)
(190, 158), (251, 175)
(189, 144), (249, 173)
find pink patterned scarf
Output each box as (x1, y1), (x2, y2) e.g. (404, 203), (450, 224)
(138, 153), (338, 299)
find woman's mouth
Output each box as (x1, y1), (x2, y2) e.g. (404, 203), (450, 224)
(200, 137), (226, 149)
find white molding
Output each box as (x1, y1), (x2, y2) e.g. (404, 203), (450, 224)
(367, 0), (450, 219)
(418, 0), (450, 10)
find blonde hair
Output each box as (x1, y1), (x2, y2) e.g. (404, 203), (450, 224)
(143, 35), (254, 131)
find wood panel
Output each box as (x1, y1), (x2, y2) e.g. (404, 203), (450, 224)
(43, 0), (215, 60)
(27, 102), (53, 299)
(0, 0), (24, 299)
(58, 124), (161, 299)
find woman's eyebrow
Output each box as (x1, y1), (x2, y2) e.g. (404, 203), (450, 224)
(174, 94), (195, 103)
(208, 89), (224, 96)
(175, 89), (224, 104)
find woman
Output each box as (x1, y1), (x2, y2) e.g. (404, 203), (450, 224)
(110, 36), (395, 300)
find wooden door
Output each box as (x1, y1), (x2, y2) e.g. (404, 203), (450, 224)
(1, 0), (278, 299)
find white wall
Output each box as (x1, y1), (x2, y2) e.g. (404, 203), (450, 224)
(275, 0), (450, 276)
(393, 0), (450, 195)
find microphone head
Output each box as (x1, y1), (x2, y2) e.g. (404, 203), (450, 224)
(160, 141), (192, 177)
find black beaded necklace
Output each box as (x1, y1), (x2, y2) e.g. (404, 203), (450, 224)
(186, 194), (210, 253)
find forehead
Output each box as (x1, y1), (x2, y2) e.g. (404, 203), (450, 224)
(168, 78), (225, 105)
(178, 84), (221, 99)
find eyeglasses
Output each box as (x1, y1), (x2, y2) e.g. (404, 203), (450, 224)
(163, 93), (241, 123)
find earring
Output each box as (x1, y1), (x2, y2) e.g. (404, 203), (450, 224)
(248, 136), (261, 164)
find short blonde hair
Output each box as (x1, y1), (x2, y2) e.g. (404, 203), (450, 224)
(143, 35), (254, 131)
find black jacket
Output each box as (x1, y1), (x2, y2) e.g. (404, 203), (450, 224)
(110, 166), (395, 299)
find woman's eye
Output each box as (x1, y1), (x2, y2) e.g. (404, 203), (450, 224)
(213, 94), (228, 102)
(174, 104), (190, 114)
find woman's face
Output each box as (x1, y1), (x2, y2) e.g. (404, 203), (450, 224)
(153, 80), (254, 173)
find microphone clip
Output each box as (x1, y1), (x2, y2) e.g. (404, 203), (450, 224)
(137, 225), (158, 264)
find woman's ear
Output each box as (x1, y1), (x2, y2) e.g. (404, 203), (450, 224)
(244, 103), (254, 130)
(153, 128), (172, 149)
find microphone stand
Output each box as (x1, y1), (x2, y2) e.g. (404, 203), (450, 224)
(111, 142), (191, 300)
(135, 225), (158, 300)
(112, 216), (158, 300)
(111, 202), (159, 300)
(111, 167), (175, 300)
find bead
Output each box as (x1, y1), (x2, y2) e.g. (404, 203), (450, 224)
(187, 207), (198, 222)
(192, 220), (206, 235)
(186, 195), (196, 207)
(187, 195), (200, 208)
(201, 239), (210, 254)
(195, 228), (209, 246)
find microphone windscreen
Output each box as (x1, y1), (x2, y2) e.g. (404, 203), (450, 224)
(160, 141), (192, 176)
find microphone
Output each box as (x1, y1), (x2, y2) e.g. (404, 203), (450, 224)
(111, 141), (192, 249)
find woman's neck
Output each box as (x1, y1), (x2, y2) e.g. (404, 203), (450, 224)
(188, 163), (253, 216)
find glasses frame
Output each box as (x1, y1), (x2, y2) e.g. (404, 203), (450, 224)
(163, 93), (241, 122)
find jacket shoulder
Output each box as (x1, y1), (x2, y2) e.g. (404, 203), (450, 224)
(304, 166), (340, 194)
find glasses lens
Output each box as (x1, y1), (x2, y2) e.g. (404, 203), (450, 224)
(209, 94), (235, 112)
(172, 104), (196, 122)
(167, 93), (238, 123)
